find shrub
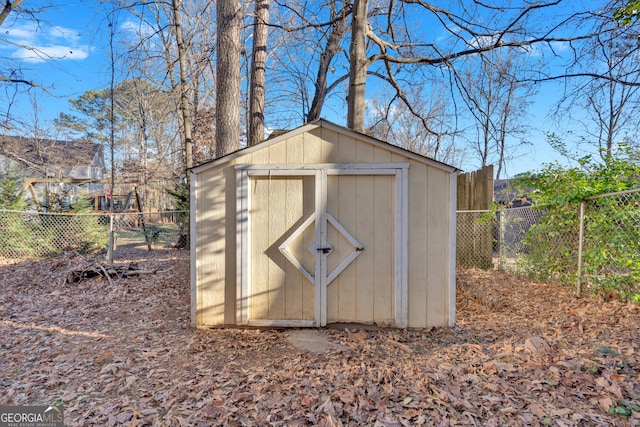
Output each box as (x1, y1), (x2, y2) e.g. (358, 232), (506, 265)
(516, 153), (640, 299)
(166, 179), (189, 248)
(63, 199), (109, 255)
(0, 177), (54, 258)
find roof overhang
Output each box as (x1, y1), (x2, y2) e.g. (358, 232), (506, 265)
(191, 119), (459, 175)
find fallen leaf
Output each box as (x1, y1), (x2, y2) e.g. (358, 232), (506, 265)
(550, 408), (572, 417)
(2, 254), (639, 426)
(599, 396), (614, 411)
(525, 337), (551, 355)
(93, 349), (113, 364)
(529, 403), (546, 418)
(348, 330), (368, 342)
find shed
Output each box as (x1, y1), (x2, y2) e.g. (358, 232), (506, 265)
(190, 119), (457, 328)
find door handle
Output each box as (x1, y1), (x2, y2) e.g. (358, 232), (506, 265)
(317, 247), (332, 254)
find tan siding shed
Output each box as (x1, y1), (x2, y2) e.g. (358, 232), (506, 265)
(191, 119), (457, 328)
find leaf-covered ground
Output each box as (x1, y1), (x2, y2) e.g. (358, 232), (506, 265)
(1, 249), (639, 426)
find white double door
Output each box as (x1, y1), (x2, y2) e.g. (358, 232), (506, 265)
(236, 164), (408, 327)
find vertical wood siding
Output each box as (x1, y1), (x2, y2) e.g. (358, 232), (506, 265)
(194, 122), (455, 328)
(195, 168), (229, 325)
(249, 176), (315, 321)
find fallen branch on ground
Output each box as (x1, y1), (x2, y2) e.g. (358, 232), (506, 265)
(65, 259), (158, 284)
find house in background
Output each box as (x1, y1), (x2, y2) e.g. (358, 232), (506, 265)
(494, 179), (533, 208)
(0, 135), (106, 209)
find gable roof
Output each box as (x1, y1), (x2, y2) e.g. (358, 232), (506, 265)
(192, 119), (459, 174)
(0, 135), (103, 177)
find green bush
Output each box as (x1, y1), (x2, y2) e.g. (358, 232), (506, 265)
(582, 194), (640, 301)
(165, 179), (189, 249)
(516, 152), (640, 299)
(0, 177), (55, 258)
(50, 199), (109, 255)
(0, 211), (56, 258)
(0, 176), (28, 210)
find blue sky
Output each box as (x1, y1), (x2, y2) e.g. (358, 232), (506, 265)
(1, 0), (584, 177)
(1, 2), (112, 123)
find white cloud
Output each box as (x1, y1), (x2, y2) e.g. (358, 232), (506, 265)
(469, 35), (500, 49)
(120, 19), (156, 39)
(13, 44), (91, 62)
(3, 25), (37, 44)
(523, 40), (571, 57)
(48, 25), (82, 41)
(3, 21), (90, 63)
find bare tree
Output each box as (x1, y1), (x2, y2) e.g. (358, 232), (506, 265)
(267, 0), (352, 127)
(367, 78), (464, 165)
(171, 0), (193, 172)
(1, 1), (49, 131)
(341, 1), (611, 145)
(113, 78), (174, 199)
(248, 0), (270, 146)
(346, 0), (368, 132)
(554, 19), (640, 164)
(306, 1), (351, 122)
(7, 0), (639, 186)
(106, 0), (220, 183)
(216, 0), (242, 157)
(1, 2), (69, 87)
(456, 47), (536, 178)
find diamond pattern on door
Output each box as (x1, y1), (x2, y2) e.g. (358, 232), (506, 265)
(278, 212), (364, 286)
(278, 214), (316, 284)
(237, 164), (407, 327)
(324, 213), (364, 285)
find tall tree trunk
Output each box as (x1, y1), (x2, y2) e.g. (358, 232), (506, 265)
(307, 1), (351, 122)
(216, 0), (242, 157)
(171, 0), (193, 174)
(347, 0), (368, 132)
(249, 0), (269, 146)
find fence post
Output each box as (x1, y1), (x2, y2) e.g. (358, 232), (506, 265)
(108, 213), (115, 265)
(498, 209), (504, 270)
(576, 201), (585, 296)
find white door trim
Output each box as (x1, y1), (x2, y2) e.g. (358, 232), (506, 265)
(236, 163), (409, 327)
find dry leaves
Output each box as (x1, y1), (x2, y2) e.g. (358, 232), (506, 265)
(1, 250), (639, 426)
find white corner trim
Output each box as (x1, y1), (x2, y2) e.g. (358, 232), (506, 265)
(449, 171), (458, 326)
(394, 167), (409, 328)
(236, 168), (249, 324)
(189, 171), (197, 327)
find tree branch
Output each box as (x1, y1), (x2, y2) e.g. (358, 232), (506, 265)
(368, 33), (603, 66)
(0, 0), (24, 27)
(524, 72), (640, 87)
(0, 76), (35, 86)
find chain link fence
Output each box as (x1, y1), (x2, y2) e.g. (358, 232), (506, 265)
(0, 210), (189, 262)
(457, 207), (577, 280)
(457, 189), (639, 301)
(579, 189), (640, 301)
(495, 207), (546, 272)
(5, 190), (638, 300)
(456, 210), (494, 269)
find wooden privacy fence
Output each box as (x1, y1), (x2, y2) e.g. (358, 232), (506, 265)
(456, 165), (494, 269)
